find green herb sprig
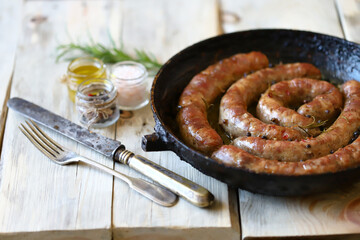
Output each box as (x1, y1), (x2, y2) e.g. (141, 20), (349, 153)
(56, 40), (162, 75)
(300, 116), (328, 129)
(297, 116), (328, 136)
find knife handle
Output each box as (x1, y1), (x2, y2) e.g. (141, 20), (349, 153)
(114, 149), (214, 207)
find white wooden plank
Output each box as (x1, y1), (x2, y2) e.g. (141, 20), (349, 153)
(221, 0), (343, 38)
(336, 0), (360, 43)
(240, 185), (360, 238)
(221, 0), (360, 239)
(0, 0), (22, 152)
(0, 1), (124, 239)
(112, 0), (240, 239)
(120, 0), (220, 62)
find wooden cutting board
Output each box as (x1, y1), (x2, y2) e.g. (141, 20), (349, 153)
(0, 0), (239, 239)
(221, 0), (360, 238)
(0, 0), (21, 151)
(0, 0), (360, 239)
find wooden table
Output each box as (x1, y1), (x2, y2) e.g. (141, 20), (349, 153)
(0, 0), (359, 239)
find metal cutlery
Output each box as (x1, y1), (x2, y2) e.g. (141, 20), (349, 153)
(19, 120), (178, 207)
(8, 97), (215, 207)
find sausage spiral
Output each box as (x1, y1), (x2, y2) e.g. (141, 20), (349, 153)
(256, 78), (343, 137)
(177, 50), (360, 175)
(177, 52), (269, 154)
(212, 80), (360, 175)
(233, 80), (360, 162)
(220, 63), (322, 140)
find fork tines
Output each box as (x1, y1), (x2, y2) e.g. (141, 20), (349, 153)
(19, 120), (63, 160)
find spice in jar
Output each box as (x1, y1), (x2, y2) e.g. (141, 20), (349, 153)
(75, 78), (119, 128)
(67, 57), (107, 102)
(110, 61), (149, 110)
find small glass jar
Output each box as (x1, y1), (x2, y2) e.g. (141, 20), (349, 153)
(75, 78), (119, 128)
(67, 57), (107, 102)
(110, 61), (149, 110)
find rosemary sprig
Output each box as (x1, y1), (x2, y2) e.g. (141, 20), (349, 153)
(300, 116), (328, 129)
(297, 116), (328, 136)
(56, 42), (162, 74)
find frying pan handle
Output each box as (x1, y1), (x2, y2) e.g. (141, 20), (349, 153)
(142, 133), (170, 151)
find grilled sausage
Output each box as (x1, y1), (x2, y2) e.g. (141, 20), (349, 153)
(177, 52), (269, 154)
(257, 78), (343, 135)
(212, 138), (360, 175)
(233, 80), (360, 162)
(219, 63), (322, 141)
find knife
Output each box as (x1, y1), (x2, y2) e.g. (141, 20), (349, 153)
(7, 97), (214, 207)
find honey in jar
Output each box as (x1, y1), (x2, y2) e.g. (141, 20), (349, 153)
(66, 57), (107, 102)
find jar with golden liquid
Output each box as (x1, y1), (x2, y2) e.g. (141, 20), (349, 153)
(66, 57), (107, 102)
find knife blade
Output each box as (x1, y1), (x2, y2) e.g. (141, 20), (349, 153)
(7, 97), (214, 207)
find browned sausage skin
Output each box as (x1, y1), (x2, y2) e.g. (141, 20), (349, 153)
(212, 139), (360, 175)
(232, 80), (360, 162)
(256, 78), (343, 135)
(177, 52), (269, 154)
(219, 63), (322, 141)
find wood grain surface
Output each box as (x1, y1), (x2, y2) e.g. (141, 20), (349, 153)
(220, 0), (343, 37)
(0, 1), (116, 239)
(112, 1), (239, 239)
(221, 0), (360, 239)
(0, 0), (359, 239)
(0, 0), (22, 153)
(0, 0), (239, 239)
(336, 0), (360, 43)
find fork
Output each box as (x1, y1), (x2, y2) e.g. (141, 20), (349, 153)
(19, 120), (178, 207)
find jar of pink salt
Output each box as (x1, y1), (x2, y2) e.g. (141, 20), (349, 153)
(110, 61), (149, 110)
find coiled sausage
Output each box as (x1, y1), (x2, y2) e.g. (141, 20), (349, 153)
(212, 138), (360, 175)
(233, 80), (360, 162)
(256, 78), (343, 136)
(220, 63), (322, 141)
(177, 52), (269, 154)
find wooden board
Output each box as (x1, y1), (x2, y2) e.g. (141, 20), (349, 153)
(220, 0), (360, 239)
(3, 0), (358, 238)
(0, 1), (119, 239)
(336, 0), (360, 43)
(112, 0), (239, 239)
(0, 0), (22, 152)
(119, 0), (221, 62)
(0, 0), (240, 239)
(220, 0), (343, 38)
(240, 185), (360, 238)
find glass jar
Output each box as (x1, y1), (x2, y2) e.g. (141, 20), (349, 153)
(75, 78), (119, 128)
(110, 61), (149, 110)
(67, 57), (107, 102)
